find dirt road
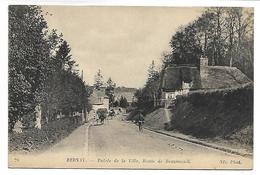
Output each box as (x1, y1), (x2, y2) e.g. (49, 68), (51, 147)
(9, 116), (252, 169)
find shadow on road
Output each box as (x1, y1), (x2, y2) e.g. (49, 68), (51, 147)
(91, 123), (104, 126)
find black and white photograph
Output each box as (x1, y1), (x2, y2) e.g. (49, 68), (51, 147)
(7, 4), (254, 169)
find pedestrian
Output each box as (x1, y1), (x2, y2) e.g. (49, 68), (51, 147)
(137, 110), (145, 132)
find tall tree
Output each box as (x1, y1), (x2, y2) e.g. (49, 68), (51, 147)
(9, 5), (92, 131)
(9, 5), (50, 130)
(134, 61), (161, 111)
(105, 77), (116, 107)
(94, 69), (104, 90)
(169, 24), (202, 66)
(146, 61), (160, 107)
(55, 40), (77, 72)
(160, 51), (174, 68)
(119, 96), (129, 108)
(165, 7), (253, 79)
(147, 60), (159, 84)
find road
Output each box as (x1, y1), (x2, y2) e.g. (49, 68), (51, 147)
(9, 115), (252, 169)
(88, 117), (236, 158)
(86, 116), (252, 168)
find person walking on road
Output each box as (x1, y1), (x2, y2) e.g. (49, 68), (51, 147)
(137, 111), (145, 132)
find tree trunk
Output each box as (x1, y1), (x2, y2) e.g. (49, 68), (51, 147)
(229, 18), (234, 67)
(35, 105), (42, 129)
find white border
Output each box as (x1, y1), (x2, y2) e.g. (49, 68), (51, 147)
(2, 0), (259, 7)
(1, 1), (259, 175)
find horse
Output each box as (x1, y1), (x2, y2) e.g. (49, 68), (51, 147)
(94, 112), (107, 125)
(94, 108), (108, 125)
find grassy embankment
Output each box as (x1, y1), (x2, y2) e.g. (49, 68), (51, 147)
(9, 117), (82, 154)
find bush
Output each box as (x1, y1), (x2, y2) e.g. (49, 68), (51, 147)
(9, 117), (81, 153)
(126, 110), (139, 121)
(169, 84), (253, 139)
(21, 112), (36, 129)
(126, 106), (137, 113)
(227, 125), (253, 146)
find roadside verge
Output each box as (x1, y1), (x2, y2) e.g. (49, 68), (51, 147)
(143, 126), (253, 158)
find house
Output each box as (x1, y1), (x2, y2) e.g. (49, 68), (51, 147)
(114, 87), (137, 106)
(89, 88), (109, 112)
(160, 57), (252, 108)
(114, 93), (136, 106)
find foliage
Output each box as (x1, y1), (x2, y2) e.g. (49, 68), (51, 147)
(94, 69), (104, 90)
(119, 96), (129, 108)
(169, 84), (253, 138)
(9, 117), (81, 153)
(105, 77), (116, 107)
(9, 6), (49, 131)
(134, 60), (160, 112)
(113, 100), (119, 107)
(165, 7), (254, 79)
(125, 110), (139, 121)
(85, 85), (93, 113)
(8, 5), (91, 131)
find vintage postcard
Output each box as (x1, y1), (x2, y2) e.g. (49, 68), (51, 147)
(8, 5), (254, 169)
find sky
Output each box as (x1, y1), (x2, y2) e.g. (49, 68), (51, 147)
(42, 6), (203, 88)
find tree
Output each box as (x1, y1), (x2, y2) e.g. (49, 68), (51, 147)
(165, 7), (253, 79)
(169, 24), (202, 66)
(9, 5), (50, 131)
(94, 69), (103, 90)
(160, 51), (174, 68)
(8, 5), (92, 131)
(55, 40), (77, 72)
(134, 61), (161, 111)
(113, 100), (119, 107)
(208, 7), (226, 66)
(134, 87), (154, 113)
(119, 96), (129, 108)
(146, 61), (160, 107)
(105, 77), (116, 107)
(193, 11), (217, 65)
(147, 60), (159, 84)
(41, 35), (82, 122)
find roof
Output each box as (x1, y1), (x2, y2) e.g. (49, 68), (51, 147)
(200, 66), (251, 89)
(89, 87), (137, 104)
(89, 89), (108, 105)
(162, 66), (201, 91)
(114, 87), (136, 102)
(114, 91), (135, 102)
(161, 65), (252, 91)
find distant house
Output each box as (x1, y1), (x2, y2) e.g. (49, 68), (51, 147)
(160, 57), (252, 108)
(89, 88), (109, 112)
(114, 87), (137, 106)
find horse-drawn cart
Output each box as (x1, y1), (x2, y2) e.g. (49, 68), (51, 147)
(94, 108), (108, 125)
